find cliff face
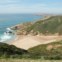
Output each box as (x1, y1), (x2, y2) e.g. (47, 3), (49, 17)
(12, 16), (62, 35)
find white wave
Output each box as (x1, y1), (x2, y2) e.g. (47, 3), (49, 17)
(6, 28), (12, 31)
(0, 28), (15, 42)
(0, 33), (12, 42)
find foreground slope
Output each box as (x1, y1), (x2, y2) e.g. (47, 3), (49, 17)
(0, 42), (27, 58)
(28, 40), (62, 59)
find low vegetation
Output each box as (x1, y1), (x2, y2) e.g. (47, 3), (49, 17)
(0, 42), (28, 58)
(0, 59), (60, 62)
(28, 40), (62, 60)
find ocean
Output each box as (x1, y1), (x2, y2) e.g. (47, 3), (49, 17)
(0, 14), (42, 42)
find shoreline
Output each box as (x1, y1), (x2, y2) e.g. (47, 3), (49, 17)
(0, 15), (46, 43)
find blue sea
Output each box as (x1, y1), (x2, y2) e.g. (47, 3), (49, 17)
(0, 14), (42, 42)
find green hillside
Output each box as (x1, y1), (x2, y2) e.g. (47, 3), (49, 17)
(25, 16), (62, 35)
(28, 40), (62, 60)
(0, 42), (28, 58)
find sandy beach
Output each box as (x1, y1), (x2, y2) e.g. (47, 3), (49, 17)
(10, 35), (62, 50)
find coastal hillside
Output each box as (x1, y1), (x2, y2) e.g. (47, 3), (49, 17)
(0, 42), (28, 58)
(28, 40), (62, 59)
(13, 16), (62, 35)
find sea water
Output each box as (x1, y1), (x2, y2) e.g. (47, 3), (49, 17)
(0, 14), (42, 42)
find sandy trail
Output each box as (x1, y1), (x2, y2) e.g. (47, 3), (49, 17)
(10, 35), (62, 50)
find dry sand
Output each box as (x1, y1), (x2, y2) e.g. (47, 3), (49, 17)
(10, 35), (62, 50)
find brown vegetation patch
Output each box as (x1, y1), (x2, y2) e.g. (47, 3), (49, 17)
(46, 45), (53, 51)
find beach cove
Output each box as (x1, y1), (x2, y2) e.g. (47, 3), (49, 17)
(0, 14), (42, 42)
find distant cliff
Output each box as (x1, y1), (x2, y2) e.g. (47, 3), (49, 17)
(12, 16), (62, 35)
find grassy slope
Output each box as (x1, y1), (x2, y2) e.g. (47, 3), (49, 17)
(25, 16), (62, 35)
(28, 40), (62, 59)
(0, 42), (28, 58)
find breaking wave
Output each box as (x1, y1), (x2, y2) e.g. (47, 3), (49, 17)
(0, 28), (15, 42)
